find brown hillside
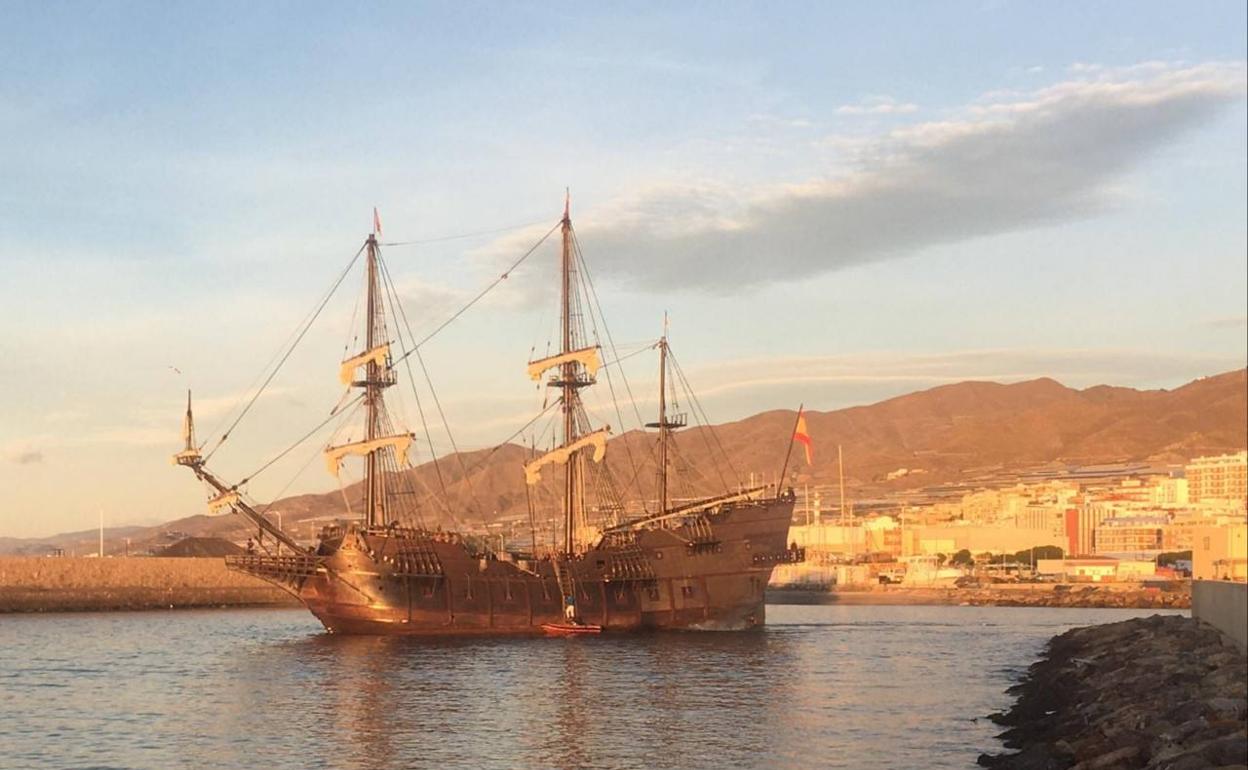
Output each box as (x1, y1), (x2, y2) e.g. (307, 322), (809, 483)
(6, 369), (1244, 554)
(196, 368), (1248, 532)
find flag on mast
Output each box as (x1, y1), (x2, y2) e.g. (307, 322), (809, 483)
(373, 207), (382, 237)
(793, 408), (813, 466)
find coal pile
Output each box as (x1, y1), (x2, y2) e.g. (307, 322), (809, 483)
(159, 537), (245, 558)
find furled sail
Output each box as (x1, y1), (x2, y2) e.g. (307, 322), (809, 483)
(527, 345), (601, 382)
(524, 427), (610, 485)
(207, 490), (240, 513)
(324, 433), (415, 477)
(339, 344), (390, 386)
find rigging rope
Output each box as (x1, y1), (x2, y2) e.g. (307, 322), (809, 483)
(377, 252), (458, 524)
(572, 229), (657, 512)
(669, 349), (741, 487)
(236, 393), (365, 488)
(387, 220), (560, 370)
(416, 348), (485, 518)
(379, 218), (549, 247)
(203, 243), (367, 462)
(256, 400), (361, 518)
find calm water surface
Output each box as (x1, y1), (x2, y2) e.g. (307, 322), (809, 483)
(1, 604), (1183, 769)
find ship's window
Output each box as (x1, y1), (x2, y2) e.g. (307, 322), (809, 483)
(422, 581), (435, 598)
(681, 585), (695, 597)
(504, 582), (514, 601)
(654, 550), (664, 560)
(596, 559), (605, 568)
(647, 586), (660, 601)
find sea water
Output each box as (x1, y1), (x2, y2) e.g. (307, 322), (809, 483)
(0, 604), (1183, 769)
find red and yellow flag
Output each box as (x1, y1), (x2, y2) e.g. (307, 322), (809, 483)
(373, 207), (383, 237)
(793, 409), (813, 466)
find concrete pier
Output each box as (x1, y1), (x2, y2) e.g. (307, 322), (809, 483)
(1193, 580), (1248, 651)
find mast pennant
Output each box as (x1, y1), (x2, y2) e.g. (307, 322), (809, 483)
(794, 409), (814, 466)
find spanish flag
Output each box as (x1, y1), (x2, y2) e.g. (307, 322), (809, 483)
(794, 409), (813, 466)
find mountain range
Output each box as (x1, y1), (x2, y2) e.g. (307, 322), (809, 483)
(4, 368), (1244, 555)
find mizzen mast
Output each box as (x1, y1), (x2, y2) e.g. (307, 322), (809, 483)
(646, 317), (686, 514)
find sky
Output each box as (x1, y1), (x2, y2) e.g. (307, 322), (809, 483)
(1, 1), (1245, 538)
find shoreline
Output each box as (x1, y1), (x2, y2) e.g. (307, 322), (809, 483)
(0, 556), (1189, 614)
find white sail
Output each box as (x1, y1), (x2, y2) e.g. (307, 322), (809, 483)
(527, 345), (601, 382)
(339, 344), (390, 386)
(324, 433), (414, 477)
(524, 427), (610, 485)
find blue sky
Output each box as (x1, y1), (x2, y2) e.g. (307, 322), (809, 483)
(1, 2), (1245, 537)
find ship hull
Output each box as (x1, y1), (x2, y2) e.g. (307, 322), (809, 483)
(233, 496), (798, 635)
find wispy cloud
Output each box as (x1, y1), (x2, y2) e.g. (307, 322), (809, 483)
(1203, 315), (1248, 330)
(835, 95), (920, 116)
(5, 449), (44, 465)
(513, 61), (1246, 294)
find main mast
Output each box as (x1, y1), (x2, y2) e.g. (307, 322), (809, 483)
(560, 196), (577, 555)
(521, 194), (611, 555)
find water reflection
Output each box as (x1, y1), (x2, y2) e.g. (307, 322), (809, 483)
(231, 629), (800, 770)
(0, 606), (1185, 770)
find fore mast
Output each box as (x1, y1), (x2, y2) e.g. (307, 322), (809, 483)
(324, 229), (413, 530)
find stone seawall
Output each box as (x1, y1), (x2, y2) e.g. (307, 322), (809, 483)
(980, 615), (1247, 769)
(0, 557), (300, 612)
(768, 583), (1190, 609)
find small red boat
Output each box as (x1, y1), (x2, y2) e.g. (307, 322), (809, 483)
(541, 622), (603, 636)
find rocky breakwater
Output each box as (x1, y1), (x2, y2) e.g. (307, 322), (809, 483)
(959, 584), (1191, 610)
(0, 556), (299, 612)
(981, 614), (1247, 769)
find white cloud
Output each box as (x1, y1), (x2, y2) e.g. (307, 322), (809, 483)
(836, 95), (921, 116)
(504, 61), (1246, 294)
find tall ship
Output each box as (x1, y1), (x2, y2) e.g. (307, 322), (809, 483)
(174, 198), (799, 635)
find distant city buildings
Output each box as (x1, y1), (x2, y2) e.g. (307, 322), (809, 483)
(781, 451), (1248, 586)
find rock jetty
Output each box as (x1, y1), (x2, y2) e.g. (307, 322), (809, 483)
(980, 615), (1247, 769)
(767, 584), (1190, 609)
(0, 556), (298, 612)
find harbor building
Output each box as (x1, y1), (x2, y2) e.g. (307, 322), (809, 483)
(1186, 451), (1248, 503)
